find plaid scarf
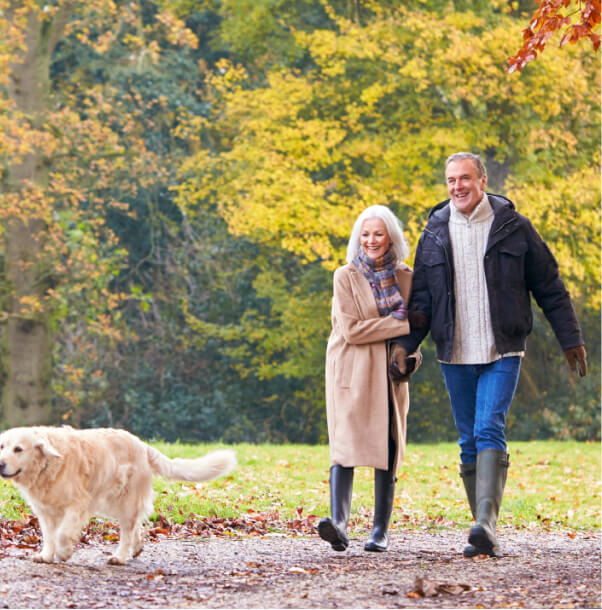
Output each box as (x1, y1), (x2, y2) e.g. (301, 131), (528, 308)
(352, 247), (407, 319)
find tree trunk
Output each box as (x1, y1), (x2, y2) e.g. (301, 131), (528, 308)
(1, 5), (68, 426)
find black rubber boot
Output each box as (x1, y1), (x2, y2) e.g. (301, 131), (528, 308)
(459, 462), (480, 558)
(318, 465), (354, 551)
(364, 468), (395, 552)
(467, 449), (509, 557)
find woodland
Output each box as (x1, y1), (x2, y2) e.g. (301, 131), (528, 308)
(0, 0), (600, 445)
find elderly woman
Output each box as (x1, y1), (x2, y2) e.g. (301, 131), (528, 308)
(318, 205), (424, 553)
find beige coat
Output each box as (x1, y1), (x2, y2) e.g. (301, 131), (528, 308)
(325, 262), (413, 473)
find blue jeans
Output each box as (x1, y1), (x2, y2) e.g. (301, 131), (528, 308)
(440, 357), (521, 464)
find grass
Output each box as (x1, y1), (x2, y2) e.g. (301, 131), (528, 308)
(0, 440), (599, 533)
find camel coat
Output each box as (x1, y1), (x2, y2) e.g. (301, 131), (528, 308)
(325, 262), (413, 473)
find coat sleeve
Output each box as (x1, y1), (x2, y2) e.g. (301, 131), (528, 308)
(392, 234), (432, 353)
(333, 267), (410, 345)
(523, 219), (584, 350)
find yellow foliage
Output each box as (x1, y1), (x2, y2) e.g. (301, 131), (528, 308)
(174, 2), (599, 386)
(506, 165), (601, 311)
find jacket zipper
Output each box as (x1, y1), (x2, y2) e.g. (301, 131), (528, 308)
(486, 217), (518, 253)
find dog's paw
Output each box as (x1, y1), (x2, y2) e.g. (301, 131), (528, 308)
(132, 545), (144, 558)
(33, 553), (53, 564)
(55, 548), (74, 562)
(107, 556), (126, 566)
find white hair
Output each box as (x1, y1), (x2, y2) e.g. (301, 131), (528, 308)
(346, 205), (410, 263)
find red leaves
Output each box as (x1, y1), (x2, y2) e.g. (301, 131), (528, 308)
(507, 0), (601, 73)
(148, 513), (172, 538)
(0, 516), (41, 552)
(143, 508), (320, 541)
(0, 509), (320, 558)
(588, 32), (601, 49)
(172, 509), (319, 538)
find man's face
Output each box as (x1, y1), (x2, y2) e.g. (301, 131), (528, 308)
(445, 159), (487, 216)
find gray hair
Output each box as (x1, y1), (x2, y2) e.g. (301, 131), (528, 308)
(346, 205), (410, 263)
(445, 152), (487, 178)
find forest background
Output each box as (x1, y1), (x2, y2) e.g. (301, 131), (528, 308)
(0, 0), (599, 446)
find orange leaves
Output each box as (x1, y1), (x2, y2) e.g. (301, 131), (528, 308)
(0, 515), (42, 551)
(155, 10), (198, 49)
(507, 0), (601, 73)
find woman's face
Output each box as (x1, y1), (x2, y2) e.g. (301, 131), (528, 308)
(360, 217), (391, 260)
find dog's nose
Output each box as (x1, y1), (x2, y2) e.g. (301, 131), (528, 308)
(0, 461), (5, 474)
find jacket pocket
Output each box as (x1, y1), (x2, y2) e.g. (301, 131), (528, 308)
(423, 248), (447, 286)
(498, 240), (528, 280)
(497, 241), (529, 302)
(495, 240), (531, 335)
(334, 348), (354, 389)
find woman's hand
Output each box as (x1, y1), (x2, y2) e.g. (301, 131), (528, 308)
(389, 343), (422, 383)
(389, 344), (409, 382)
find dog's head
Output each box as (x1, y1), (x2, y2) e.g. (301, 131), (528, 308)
(0, 427), (62, 483)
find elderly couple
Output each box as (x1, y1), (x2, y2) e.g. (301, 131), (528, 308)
(318, 152), (587, 557)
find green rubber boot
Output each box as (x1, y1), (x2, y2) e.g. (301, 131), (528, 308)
(459, 462), (479, 557)
(467, 450), (509, 557)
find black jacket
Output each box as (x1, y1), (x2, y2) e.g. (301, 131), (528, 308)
(398, 193), (583, 362)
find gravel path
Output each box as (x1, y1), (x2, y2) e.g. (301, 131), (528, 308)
(0, 528), (599, 608)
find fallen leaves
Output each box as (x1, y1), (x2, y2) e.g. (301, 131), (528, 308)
(407, 576), (474, 598)
(145, 569), (168, 580)
(0, 508), (321, 556)
(168, 508), (318, 538)
(288, 566), (318, 574)
(0, 515), (41, 550)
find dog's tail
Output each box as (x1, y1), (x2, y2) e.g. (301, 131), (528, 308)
(147, 446), (236, 482)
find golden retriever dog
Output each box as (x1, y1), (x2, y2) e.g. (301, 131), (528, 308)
(0, 426), (236, 565)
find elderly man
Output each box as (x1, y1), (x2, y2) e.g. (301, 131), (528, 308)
(391, 152), (587, 557)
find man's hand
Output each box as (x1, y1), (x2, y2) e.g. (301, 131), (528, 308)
(564, 345), (587, 377)
(407, 309), (428, 329)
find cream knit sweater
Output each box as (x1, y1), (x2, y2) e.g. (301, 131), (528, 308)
(448, 194), (505, 364)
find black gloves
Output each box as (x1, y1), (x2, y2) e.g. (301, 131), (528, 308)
(407, 309), (428, 329)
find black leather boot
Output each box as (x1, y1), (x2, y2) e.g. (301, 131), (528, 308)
(364, 467), (395, 552)
(318, 465), (354, 551)
(459, 462), (480, 557)
(467, 449), (509, 557)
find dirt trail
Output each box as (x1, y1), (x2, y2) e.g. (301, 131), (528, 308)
(0, 528), (599, 608)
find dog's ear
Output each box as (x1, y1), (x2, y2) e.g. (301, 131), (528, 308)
(34, 436), (63, 458)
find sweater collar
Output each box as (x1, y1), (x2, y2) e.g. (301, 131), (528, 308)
(449, 193), (493, 225)
(429, 192), (515, 222)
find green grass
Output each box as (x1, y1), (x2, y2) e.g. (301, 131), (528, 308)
(0, 441), (599, 533)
